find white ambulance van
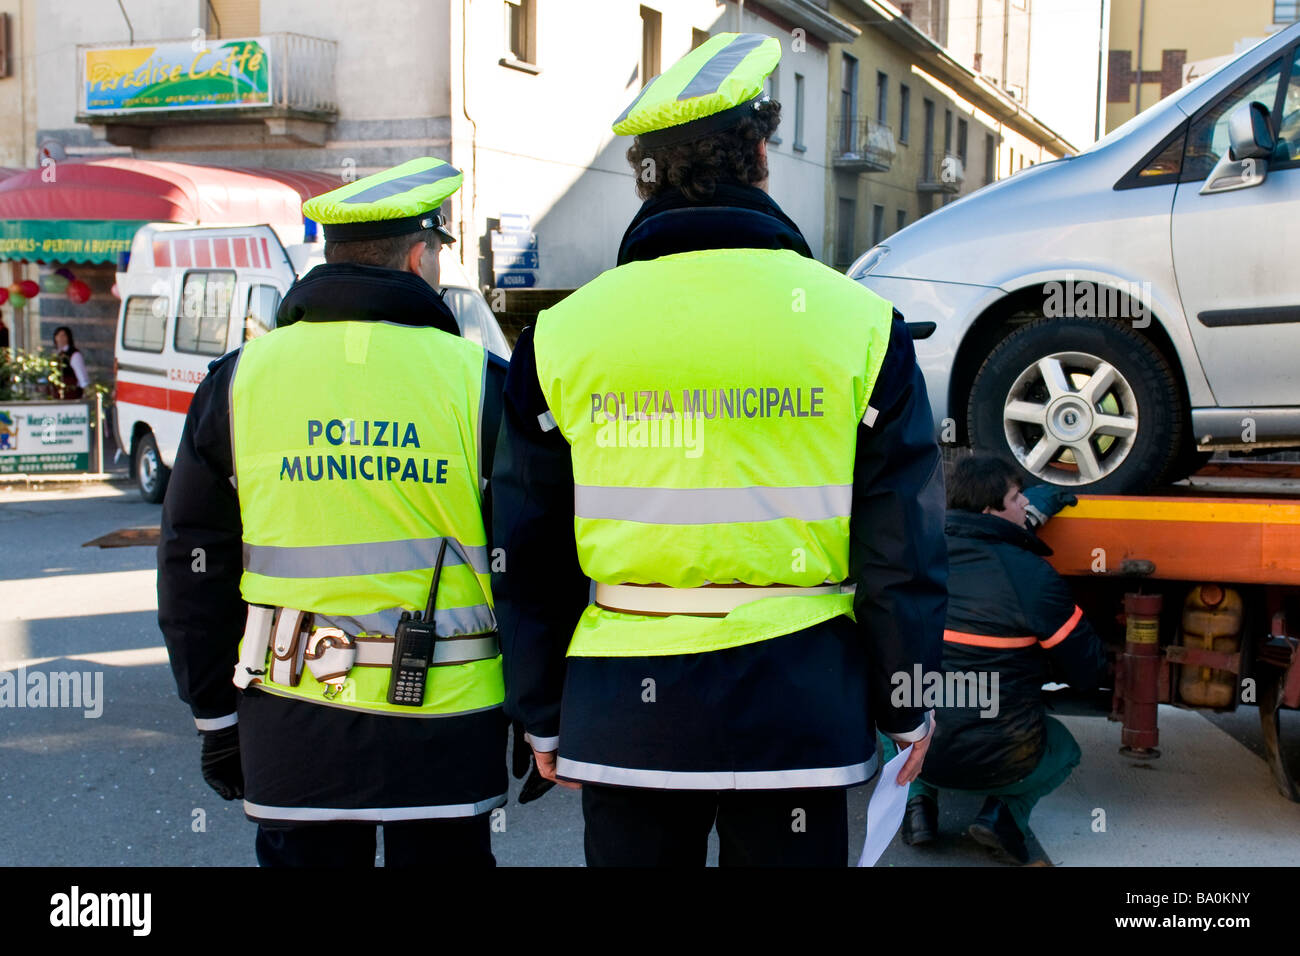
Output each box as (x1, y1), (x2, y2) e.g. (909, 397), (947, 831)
(113, 223), (511, 502)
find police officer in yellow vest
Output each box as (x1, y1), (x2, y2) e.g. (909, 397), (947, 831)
(492, 35), (948, 866)
(159, 158), (510, 866)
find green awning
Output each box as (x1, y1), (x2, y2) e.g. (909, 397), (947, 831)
(0, 220), (147, 263)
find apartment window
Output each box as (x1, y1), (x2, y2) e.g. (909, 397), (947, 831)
(899, 84), (910, 143)
(207, 0), (260, 37)
(793, 73), (806, 151)
(922, 98), (935, 173)
(835, 197), (856, 270)
(641, 6), (662, 82)
(691, 28), (710, 49)
(896, 209), (906, 233)
(503, 0), (537, 68)
(944, 108), (953, 155)
(984, 132), (995, 183)
(871, 204), (886, 246)
(876, 72), (888, 125)
(840, 54), (859, 153)
(957, 118), (968, 165)
(1276, 1), (1299, 22)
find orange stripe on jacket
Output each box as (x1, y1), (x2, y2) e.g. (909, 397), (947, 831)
(942, 630), (1037, 648)
(1040, 605), (1083, 649)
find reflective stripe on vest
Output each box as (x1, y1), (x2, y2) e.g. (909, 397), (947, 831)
(533, 247), (893, 658)
(230, 320), (502, 716)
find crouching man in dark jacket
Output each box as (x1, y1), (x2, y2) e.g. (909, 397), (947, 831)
(881, 454), (1107, 864)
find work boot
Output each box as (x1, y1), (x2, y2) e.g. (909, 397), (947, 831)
(902, 795), (938, 846)
(968, 797), (1030, 865)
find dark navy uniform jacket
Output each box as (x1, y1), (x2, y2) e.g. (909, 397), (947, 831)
(920, 509), (1108, 790)
(157, 263), (509, 819)
(491, 183), (948, 789)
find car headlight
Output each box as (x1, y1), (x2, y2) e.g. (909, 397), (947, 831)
(848, 245), (889, 280)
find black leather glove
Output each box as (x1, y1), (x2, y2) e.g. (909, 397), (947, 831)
(200, 724), (244, 800)
(510, 721), (556, 804)
(1023, 484), (1079, 529)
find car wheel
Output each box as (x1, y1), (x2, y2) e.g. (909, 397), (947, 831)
(135, 432), (171, 504)
(967, 316), (1184, 494)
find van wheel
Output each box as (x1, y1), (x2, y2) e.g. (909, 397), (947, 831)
(967, 317), (1184, 494)
(135, 432), (171, 503)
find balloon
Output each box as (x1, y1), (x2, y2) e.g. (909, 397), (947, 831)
(0, 287), (8, 306)
(9, 291), (26, 308)
(8, 282), (21, 297)
(110, 282), (121, 300)
(40, 274), (69, 294)
(66, 280), (91, 304)
(17, 279), (39, 299)
(54, 267), (75, 280)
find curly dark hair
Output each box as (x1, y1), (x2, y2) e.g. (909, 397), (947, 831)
(627, 99), (782, 201)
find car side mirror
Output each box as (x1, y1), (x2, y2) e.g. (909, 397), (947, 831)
(1201, 102), (1274, 195)
(1228, 101), (1274, 161)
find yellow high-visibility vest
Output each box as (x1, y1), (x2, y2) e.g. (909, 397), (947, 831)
(230, 319), (502, 716)
(533, 246), (894, 658)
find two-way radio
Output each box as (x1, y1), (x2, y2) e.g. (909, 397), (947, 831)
(387, 538), (448, 706)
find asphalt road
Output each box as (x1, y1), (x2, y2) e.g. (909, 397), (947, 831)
(2, 483), (1299, 867)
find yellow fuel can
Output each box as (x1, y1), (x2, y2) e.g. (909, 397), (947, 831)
(1178, 584), (1242, 708)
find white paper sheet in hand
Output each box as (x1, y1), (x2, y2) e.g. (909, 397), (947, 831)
(858, 744), (912, 867)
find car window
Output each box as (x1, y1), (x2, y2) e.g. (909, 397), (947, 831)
(175, 271), (236, 356)
(121, 296), (167, 352)
(1277, 46), (1300, 163)
(440, 287), (512, 358)
(244, 284), (280, 341)
(1182, 56), (1283, 181)
(1139, 129), (1186, 179)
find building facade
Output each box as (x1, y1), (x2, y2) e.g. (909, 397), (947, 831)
(1106, 0), (1298, 132)
(824, 0), (1073, 270)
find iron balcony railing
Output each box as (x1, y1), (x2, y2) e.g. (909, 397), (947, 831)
(832, 116), (896, 173)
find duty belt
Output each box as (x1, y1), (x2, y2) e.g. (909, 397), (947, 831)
(235, 605), (499, 695)
(594, 582), (848, 617)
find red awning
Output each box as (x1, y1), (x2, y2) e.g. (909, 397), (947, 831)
(0, 158), (339, 226)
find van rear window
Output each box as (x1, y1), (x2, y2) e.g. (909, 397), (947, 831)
(122, 296), (167, 353)
(175, 271), (236, 356)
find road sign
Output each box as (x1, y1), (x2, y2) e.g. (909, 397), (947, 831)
(492, 250), (539, 270)
(499, 212), (531, 232)
(493, 271), (536, 288)
(490, 230), (537, 251)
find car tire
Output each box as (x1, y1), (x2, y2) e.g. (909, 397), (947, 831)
(967, 316), (1184, 494)
(134, 432), (171, 504)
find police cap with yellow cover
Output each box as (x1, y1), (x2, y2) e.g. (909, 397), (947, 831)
(303, 157), (462, 244)
(613, 32), (781, 148)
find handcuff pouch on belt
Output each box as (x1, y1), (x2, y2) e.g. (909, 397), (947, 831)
(303, 627), (356, 699)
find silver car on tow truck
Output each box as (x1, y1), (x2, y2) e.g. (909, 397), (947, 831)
(851, 21), (1300, 493)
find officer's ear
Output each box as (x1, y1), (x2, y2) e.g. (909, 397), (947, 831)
(404, 240), (429, 276)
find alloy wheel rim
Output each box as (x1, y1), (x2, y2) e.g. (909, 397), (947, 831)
(1001, 351), (1139, 485)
